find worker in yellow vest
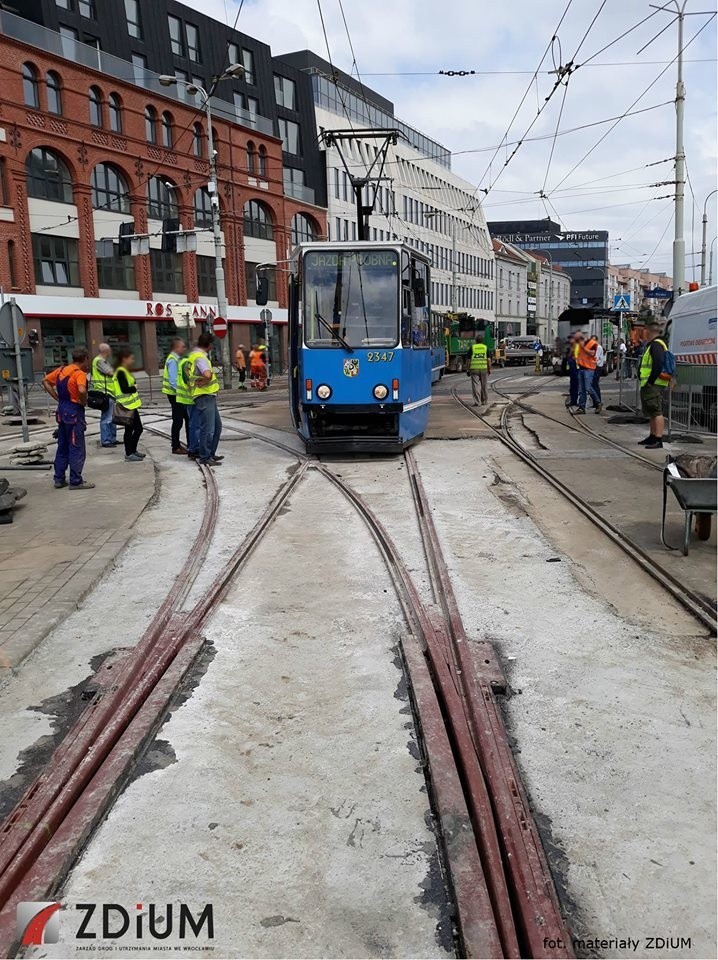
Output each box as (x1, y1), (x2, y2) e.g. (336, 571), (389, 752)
(638, 320), (670, 449)
(161, 337), (189, 454)
(468, 333), (491, 405)
(176, 351), (199, 459)
(112, 348), (145, 462)
(91, 342), (119, 447)
(191, 332), (223, 467)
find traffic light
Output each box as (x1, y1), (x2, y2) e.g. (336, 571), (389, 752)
(162, 217), (180, 253)
(118, 221), (134, 256)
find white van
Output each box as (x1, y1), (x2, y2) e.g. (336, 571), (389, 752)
(665, 286), (717, 429)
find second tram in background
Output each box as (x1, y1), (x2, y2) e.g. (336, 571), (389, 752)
(287, 243), (435, 453)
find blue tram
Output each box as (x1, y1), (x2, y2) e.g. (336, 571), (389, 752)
(430, 310), (446, 383)
(288, 242), (433, 453)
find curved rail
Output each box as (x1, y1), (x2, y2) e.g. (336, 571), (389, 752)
(453, 385), (716, 633)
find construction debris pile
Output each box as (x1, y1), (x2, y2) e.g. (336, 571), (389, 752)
(0, 478), (26, 524)
(9, 441), (49, 466)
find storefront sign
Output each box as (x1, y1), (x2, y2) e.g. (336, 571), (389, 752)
(145, 302), (217, 319)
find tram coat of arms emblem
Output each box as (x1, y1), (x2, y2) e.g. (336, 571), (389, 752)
(343, 358), (359, 377)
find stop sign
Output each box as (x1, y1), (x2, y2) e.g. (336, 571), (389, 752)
(213, 316), (227, 339)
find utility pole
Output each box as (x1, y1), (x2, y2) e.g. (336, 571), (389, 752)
(709, 236), (717, 286)
(700, 189), (717, 285)
(451, 219), (457, 313)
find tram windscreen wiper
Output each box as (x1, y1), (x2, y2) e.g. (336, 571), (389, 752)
(314, 294), (353, 352)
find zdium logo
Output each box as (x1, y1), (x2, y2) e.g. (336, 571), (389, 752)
(16, 902), (62, 945)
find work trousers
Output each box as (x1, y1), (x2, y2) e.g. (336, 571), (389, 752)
(592, 367), (603, 402)
(578, 367), (601, 410)
(100, 399), (116, 445)
(187, 404), (199, 455)
(168, 394), (189, 450)
(470, 370), (488, 405)
(568, 358), (579, 405)
(124, 410), (143, 456)
(194, 394), (222, 463)
(54, 420), (86, 487)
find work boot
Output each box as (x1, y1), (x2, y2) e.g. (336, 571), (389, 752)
(69, 481), (95, 490)
(211, 454), (225, 461)
(575, 407), (586, 415)
(53, 480), (67, 489)
(595, 403), (603, 413)
(644, 438), (664, 449)
(638, 435), (655, 445)
(172, 448), (187, 455)
(125, 453), (144, 462)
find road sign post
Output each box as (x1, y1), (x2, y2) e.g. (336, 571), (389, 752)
(260, 308), (272, 385)
(212, 316), (227, 339)
(612, 294), (631, 312)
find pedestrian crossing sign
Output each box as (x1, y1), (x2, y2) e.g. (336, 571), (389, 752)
(613, 294), (631, 311)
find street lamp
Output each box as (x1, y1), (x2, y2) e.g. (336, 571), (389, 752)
(709, 236), (717, 287)
(158, 65), (245, 389)
(700, 189), (717, 286)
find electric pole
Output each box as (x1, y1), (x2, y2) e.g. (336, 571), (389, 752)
(700, 189), (717, 286)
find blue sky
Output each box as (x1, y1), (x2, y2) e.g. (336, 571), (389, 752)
(188, 0), (717, 280)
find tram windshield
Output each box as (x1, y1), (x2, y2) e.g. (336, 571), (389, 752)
(303, 248), (399, 348)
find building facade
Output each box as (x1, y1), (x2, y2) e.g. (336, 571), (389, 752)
(277, 51), (496, 321)
(488, 218), (608, 310)
(607, 264), (673, 318)
(0, 3), (327, 372)
(492, 240), (570, 340)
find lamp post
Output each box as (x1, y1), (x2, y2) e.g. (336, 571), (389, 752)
(709, 236), (717, 286)
(700, 189), (717, 286)
(159, 66), (244, 389)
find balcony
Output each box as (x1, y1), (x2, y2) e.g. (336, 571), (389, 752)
(284, 180), (315, 204)
(0, 9), (273, 136)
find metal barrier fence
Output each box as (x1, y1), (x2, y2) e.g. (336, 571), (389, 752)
(618, 357), (716, 437)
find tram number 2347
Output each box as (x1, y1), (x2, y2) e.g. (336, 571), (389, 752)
(366, 352), (395, 362)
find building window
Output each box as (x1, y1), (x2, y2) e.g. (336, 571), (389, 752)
(278, 118), (300, 155)
(150, 248), (183, 294)
(284, 167), (305, 198)
(145, 105), (157, 143)
(192, 122), (204, 157)
(97, 243), (135, 290)
(32, 234), (80, 286)
(241, 48), (255, 84)
(243, 200), (273, 240)
(291, 213), (316, 245)
(228, 42), (239, 66)
(258, 146), (267, 178)
(245, 261), (275, 301)
(193, 187), (212, 227)
(59, 25), (78, 56)
(168, 15), (184, 56)
(0, 158), (8, 206)
(89, 85), (103, 127)
(196, 254), (216, 296)
(147, 177), (177, 220)
(79, 0), (96, 17)
(46, 71), (62, 115)
(22, 63), (40, 109)
(91, 163), (130, 213)
(161, 111), (174, 148)
(273, 75), (296, 110)
(186, 23), (200, 62)
(26, 147), (73, 203)
(108, 92), (122, 132)
(125, 0), (142, 38)
(132, 53), (147, 83)
(246, 141), (256, 173)
(56, 0), (72, 8)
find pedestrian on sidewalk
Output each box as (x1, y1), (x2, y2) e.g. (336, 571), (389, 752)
(576, 332), (603, 414)
(42, 346), (95, 490)
(113, 349), (145, 462)
(191, 332), (223, 467)
(638, 321), (670, 449)
(235, 344), (247, 390)
(91, 342), (119, 448)
(566, 333), (580, 407)
(468, 331), (490, 405)
(162, 337), (189, 454)
(593, 341), (605, 404)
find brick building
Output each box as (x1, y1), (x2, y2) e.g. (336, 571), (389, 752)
(0, 11), (326, 373)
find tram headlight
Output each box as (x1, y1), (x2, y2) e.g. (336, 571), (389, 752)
(317, 384), (332, 400)
(373, 384), (389, 400)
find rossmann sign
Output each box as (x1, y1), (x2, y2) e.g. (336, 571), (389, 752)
(145, 302), (217, 319)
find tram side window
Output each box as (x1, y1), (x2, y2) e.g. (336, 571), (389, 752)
(411, 259), (429, 348)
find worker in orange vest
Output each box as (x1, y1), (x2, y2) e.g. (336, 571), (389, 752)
(576, 332), (602, 414)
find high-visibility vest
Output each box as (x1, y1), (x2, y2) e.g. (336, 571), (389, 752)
(639, 338), (669, 388)
(91, 355), (116, 396)
(113, 366), (142, 409)
(469, 343), (488, 372)
(578, 337), (598, 370)
(571, 341), (580, 360)
(175, 356), (194, 405)
(190, 349), (219, 396)
(162, 351), (180, 396)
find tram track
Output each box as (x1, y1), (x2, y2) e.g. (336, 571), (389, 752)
(452, 384), (717, 634)
(1, 411), (575, 958)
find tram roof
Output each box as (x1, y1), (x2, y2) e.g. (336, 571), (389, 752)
(293, 241), (431, 263)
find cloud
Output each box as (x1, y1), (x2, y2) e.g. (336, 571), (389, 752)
(185, 0), (717, 277)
